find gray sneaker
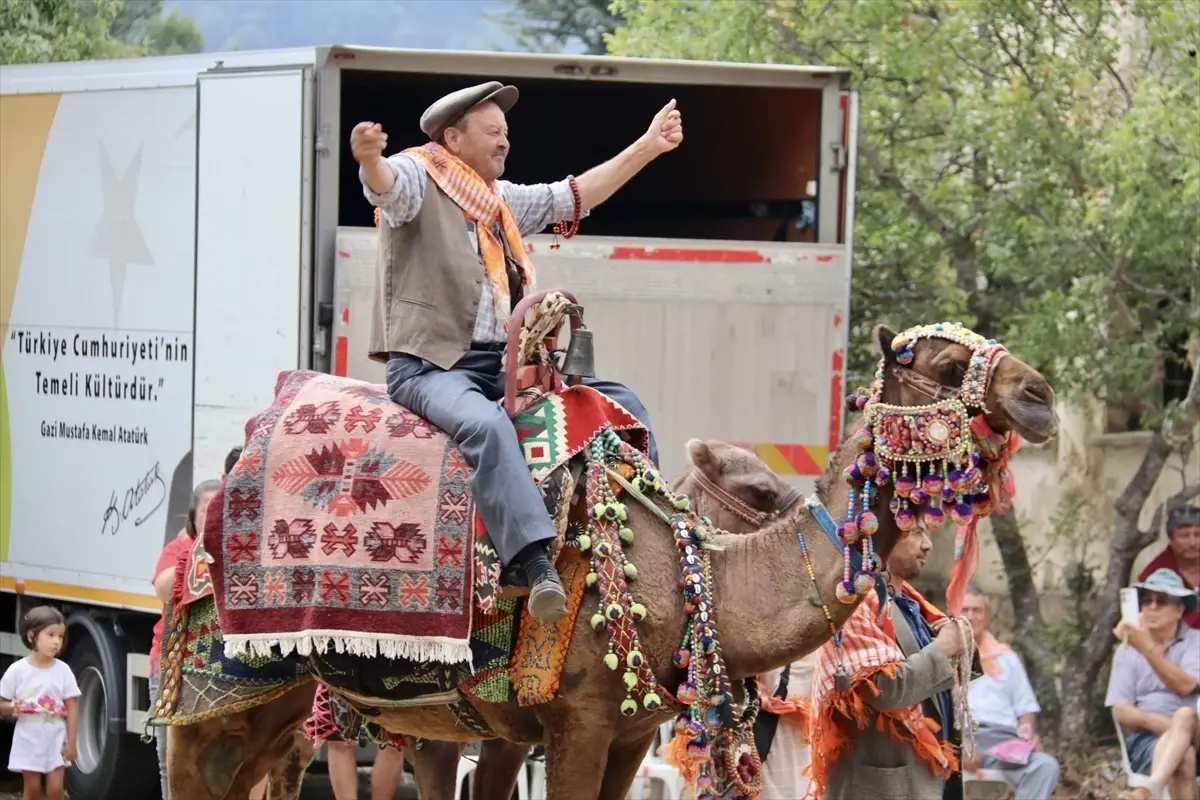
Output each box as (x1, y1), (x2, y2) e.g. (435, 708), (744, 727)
(527, 573), (569, 623)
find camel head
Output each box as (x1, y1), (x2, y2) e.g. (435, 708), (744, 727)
(871, 323), (1058, 444)
(676, 439), (800, 533)
(830, 321), (1058, 604)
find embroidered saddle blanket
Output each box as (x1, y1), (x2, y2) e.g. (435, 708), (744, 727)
(204, 369), (647, 672)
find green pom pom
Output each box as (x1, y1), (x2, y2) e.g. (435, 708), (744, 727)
(672, 496), (691, 512)
(619, 527), (634, 544)
(620, 698), (638, 717)
(630, 602), (647, 620)
(585, 571), (598, 587)
(626, 650), (644, 669)
(604, 653), (619, 671)
(643, 470), (660, 488)
(623, 563), (638, 580)
(643, 692), (662, 711)
(590, 614), (605, 631)
(614, 503), (628, 522)
(605, 603), (623, 621)
(623, 671), (638, 690)
(577, 534), (592, 552)
(596, 541), (612, 558)
(591, 504), (606, 520)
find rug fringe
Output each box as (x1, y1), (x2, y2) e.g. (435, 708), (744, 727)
(222, 631), (474, 665)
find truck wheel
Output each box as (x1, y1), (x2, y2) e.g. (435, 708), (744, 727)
(65, 630), (160, 799)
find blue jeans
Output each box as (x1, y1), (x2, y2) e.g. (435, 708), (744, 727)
(148, 671), (168, 799)
(386, 349), (657, 565)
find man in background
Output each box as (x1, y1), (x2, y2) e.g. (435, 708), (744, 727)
(1107, 568), (1200, 800)
(960, 583), (1060, 797)
(1140, 506), (1200, 629)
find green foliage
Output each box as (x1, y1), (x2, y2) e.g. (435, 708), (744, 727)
(609, 0), (1199, 424)
(106, 0), (204, 55)
(0, 0), (203, 65)
(0, 0), (134, 64)
(495, 0), (622, 54)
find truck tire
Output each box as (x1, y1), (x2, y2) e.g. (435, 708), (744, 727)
(65, 628), (160, 799)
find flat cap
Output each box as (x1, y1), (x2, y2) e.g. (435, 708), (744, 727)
(420, 81), (519, 141)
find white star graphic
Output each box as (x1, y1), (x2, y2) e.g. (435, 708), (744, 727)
(89, 143), (153, 325)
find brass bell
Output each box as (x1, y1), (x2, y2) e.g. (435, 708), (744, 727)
(561, 328), (596, 384)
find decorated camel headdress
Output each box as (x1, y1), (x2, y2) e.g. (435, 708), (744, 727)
(839, 322), (1022, 613)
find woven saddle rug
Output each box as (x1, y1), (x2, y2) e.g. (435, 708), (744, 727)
(204, 369), (647, 696)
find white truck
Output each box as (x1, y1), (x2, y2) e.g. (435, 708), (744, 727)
(0, 45), (857, 797)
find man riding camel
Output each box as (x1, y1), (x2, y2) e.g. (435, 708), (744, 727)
(350, 82), (683, 623)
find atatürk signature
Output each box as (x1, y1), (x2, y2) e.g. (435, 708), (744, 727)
(101, 462), (167, 536)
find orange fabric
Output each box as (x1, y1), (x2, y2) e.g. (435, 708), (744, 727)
(403, 142), (534, 318)
(976, 631), (1013, 679)
(510, 546), (589, 705)
(799, 584), (958, 800)
(947, 416), (1022, 615)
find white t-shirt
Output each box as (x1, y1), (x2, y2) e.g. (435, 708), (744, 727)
(0, 657), (81, 773)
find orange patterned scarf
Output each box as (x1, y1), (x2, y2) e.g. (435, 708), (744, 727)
(403, 142), (535, 319)
(799, 583), (958, 800)
(976, 631), (1013, 679)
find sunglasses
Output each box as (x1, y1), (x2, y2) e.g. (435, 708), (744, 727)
(1139, 592), (1183, 609)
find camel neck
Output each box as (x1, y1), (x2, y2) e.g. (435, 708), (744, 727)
(709, 433), (900, 678)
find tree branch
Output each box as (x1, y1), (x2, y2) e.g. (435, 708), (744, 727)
(991, 509), (1061, 742)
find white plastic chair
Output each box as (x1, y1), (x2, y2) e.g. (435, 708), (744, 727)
(963, 767), (1012, 798)
(626, 723), (686, 800)
(457, 753), (531, 800)
(1113, 709), (1165, 798)
(527, 752), (547, 800)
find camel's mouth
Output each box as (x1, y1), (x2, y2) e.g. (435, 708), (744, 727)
(1002, 396), (1059, 444)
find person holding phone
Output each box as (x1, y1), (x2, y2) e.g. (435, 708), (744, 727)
(1106, 569), (1200, 800)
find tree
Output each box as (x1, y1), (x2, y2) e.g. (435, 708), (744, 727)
(0, 0), (204, 66)
(494, 0), (622, 54)
(98, 0), (204, 55)
(0, 0), (135, 64)
(610, 0), (1199, 752)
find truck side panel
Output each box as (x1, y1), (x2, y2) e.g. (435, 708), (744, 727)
(0, 86), (196, 608)
(333, 228), (847, 493)
(194, 69), (310, 482)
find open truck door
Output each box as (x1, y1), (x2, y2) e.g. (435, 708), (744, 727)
(194, 66), (315, 482)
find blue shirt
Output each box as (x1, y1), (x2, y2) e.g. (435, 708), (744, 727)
(892, 591), (955, 741)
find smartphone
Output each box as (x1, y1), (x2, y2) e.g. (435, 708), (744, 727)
(1120, 587), (1140, 625)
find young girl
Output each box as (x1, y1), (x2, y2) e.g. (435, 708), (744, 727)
(0, 606), (80, 800)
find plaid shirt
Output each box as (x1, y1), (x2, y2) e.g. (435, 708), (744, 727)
(362, 154), (579, 343)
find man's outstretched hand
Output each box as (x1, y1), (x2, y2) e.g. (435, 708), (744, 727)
(350, 121), (388, 166)
(642, 99), (683, 154)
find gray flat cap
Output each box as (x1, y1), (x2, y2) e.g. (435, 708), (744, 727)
(420, 81), (519, 140)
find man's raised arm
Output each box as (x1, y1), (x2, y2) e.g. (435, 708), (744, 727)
(575, 99), (683, 212)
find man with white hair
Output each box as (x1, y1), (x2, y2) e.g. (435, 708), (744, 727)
(960, 583), (1060, 798)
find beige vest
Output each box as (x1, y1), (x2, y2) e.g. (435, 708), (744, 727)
(367, 184), (487, 370)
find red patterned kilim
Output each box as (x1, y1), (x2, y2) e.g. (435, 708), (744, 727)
(207, 370), (476, 665)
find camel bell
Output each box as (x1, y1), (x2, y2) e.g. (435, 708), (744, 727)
(562, 328), (596, 382)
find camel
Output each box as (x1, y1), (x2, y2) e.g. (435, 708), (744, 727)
(258, 439), (806, 800)
(166, 323), (1058, 800)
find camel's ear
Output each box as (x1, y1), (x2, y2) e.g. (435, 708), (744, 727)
(687, 439), (714, 473)
(874, 324), (899, 364)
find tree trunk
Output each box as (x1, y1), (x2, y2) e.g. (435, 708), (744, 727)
(1058, 432), (1174, 742)
(990, 508), (1062, 745)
